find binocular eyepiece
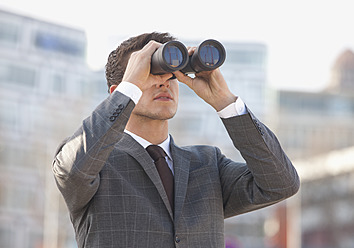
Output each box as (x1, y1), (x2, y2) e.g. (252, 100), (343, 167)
(151, 39), (226, 75)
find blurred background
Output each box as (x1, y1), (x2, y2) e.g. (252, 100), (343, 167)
(1, 0), (354, 247)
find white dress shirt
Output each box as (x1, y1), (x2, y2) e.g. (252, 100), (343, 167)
(124, 130), (174, 174)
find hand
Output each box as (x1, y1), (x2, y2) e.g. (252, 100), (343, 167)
(122, 40), (173, 92)
(174, 48), (237, 111)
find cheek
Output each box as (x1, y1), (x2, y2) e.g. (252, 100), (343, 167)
(132, 96), (148, 111)
(171, 82), (179, 101)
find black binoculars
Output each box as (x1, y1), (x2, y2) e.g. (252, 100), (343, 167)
(151, 39), (226, 75)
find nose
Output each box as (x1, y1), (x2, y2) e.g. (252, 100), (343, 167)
(158, 80), (170, 88)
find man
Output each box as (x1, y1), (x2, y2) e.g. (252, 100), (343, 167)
(53, 32), (299, 248)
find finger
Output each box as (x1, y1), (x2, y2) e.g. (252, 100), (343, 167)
(174, 71), (193, 89)
(160, 73), (174, 82)
(195, 70), (212, 79)
(141, 40), (162, 56)
(150, 73), (173, 85)
(187, 47), (196, 56)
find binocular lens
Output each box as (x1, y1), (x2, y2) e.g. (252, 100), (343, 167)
(151, 41), (189, 74)
(163, 45), (184, 68)
(150, 39), (225, 75)
(199, 45), (220, 66)
(180, 39), (226, 74)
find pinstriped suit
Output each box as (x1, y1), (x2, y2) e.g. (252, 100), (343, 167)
(53, 90), (300, 248)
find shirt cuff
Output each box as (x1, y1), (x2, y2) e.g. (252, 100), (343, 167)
(115, 81), (142, 104)
(217, 97), (247, 118)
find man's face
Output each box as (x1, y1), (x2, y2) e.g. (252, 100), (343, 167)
(131, 78), (179, 121)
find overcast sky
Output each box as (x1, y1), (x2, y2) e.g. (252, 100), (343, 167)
(1, 0), (353, 91)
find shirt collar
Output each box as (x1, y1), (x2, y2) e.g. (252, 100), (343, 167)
(124, 130), (172, 160)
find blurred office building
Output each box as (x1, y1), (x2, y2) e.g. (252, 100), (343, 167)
(0, 8), (273, 248)
(296, 147), (354, 247)
(265, 49), (354, 247)
(270, 48), (354, 160)
(0, 9), (106, 248)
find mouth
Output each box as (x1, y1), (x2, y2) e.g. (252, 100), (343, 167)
(153, 93), (173, 101)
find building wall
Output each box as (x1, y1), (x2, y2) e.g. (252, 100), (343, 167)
(0, 9), (106, 248)
(268, 48), (354, 247)
(295, 147), (354, 247)
(301, 173), (354, 247)
(269, 48), (354, 161)
(270, 90), (354, 160)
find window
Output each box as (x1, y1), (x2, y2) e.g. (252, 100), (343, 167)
(0, 21), (19, 44)
(35, 32), (85, 58)
(0, 62), (36, 87)
(52, 74), (66, 93)
(0, 101), (18, 129)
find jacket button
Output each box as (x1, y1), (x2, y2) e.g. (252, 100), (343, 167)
(109, 116), (116, 122)
(112, 111), (120, 117)
(175, 236), (180, 243)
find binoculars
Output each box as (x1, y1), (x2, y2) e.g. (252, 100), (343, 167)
(151, 39), (226, 75)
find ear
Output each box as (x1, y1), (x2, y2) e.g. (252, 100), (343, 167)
(109, 84), (118, 94)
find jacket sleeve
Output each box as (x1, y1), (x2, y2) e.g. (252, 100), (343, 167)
(52, 91), (135, 213)
(219, 108), (300, 218)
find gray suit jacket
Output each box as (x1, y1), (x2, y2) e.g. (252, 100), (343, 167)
(53, 90), (299, 248)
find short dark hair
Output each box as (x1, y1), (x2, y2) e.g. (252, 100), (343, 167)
(105, 32), (176, 93)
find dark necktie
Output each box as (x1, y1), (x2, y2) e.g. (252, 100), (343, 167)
(146, 145), (174, 211)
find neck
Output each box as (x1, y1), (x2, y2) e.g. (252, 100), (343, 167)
(125, 116), (169, 145)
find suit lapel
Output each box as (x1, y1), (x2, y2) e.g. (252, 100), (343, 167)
(170, 137), (191, 222)
(116, 133), (174, 218)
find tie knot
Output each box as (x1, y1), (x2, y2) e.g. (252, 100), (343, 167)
(146, 145), (166, 162)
